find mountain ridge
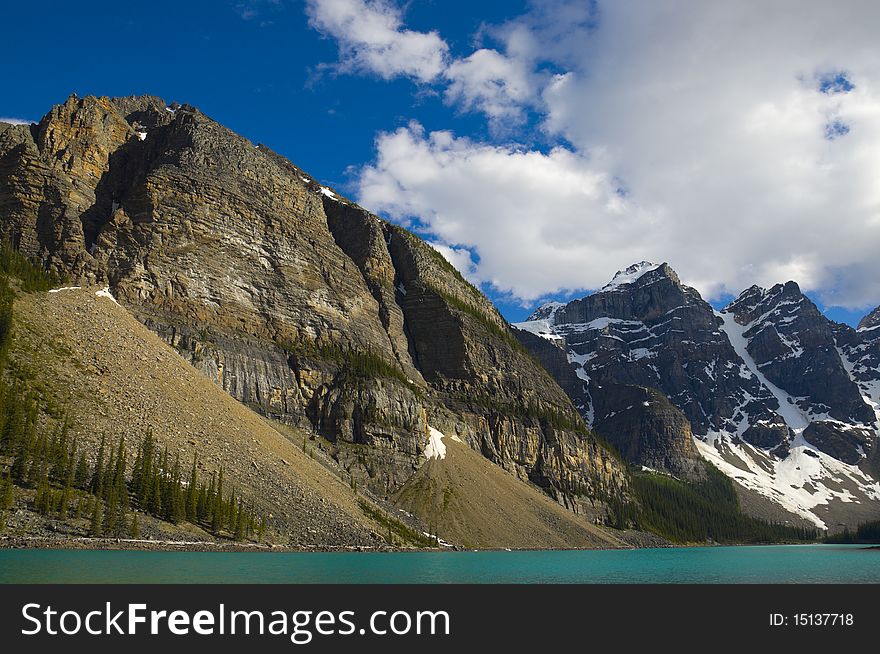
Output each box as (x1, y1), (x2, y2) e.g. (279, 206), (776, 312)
(515, 262), (880, 528)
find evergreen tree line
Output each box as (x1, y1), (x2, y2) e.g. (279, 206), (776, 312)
(462, 389), (598, 439)
(0, 242), (268, 541)
(130, 431), (267, 540)
(825, 519), (880, 544)
(0, 383), (268, 541)
(282, 338), (411, 386)
(605, 465), (820, 544)
(0, 242), (61, 293)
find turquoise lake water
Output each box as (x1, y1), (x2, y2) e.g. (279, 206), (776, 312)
(0, 544), (877, 583)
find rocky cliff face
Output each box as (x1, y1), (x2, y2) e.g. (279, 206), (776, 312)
(514, 262), (880, 527)
(858, 306), (880, 333)
(515, 261), (779, 478)
(0, 95), (627, 511)
(723, 283), (875, 463)
(832, 307), (880, 473)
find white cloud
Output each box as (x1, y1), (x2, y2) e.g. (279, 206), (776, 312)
(444, 48), (539, 124)
(354, 1), (880, 309)
(305, 0), (449, 83)
(429, 242), (479, 283)
(358, 123), (638, 301)
(0, 117), (33, 125)
(306, 0), (539, 125)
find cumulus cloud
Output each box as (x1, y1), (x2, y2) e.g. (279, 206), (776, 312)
(305, 0), (449, 83)
(444, 48), (539, 124)
(429, 242), (479, 282)
(306, 0), (538, 125)
(354, 1), (880, 309)
(358, 123), (636, 301)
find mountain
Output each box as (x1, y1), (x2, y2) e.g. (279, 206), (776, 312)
(0, 95), (630, 546)
(7, 285), (381, 546)
(514, 262), (880, 528)
(832, 304), (880, 467)
(391, 428), (630, 549)
(858, 306), (880, 332)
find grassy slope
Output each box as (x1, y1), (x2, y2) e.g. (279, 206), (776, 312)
(392, 436), (626, 549)
(9, 286), (384, 547)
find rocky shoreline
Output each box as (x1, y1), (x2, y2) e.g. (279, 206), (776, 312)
(0, 528), (679, 553)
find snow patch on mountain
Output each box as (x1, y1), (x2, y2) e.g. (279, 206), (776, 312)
(424, 426), (447, 460)
(708, 309), (880, 527)
(525, 301), (565, 323)
(837, 345), (880, 436)
(718, 311), (808, 431)
(512, 318), (564, 346)
(696, 434), (879, 529)
(95, 287), (120, 306)
(600, 261), (662, 292)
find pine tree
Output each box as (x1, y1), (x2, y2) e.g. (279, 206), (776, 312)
(169, 453), (185, 524)
(141, 430), (155, 506)
(0, 472), (13, 512)
(211, 468), (224, 535)
(149, 462), (162, 516)
(104, 483), (118, 536)
(129, 511), (140, 539)
(158, 448), (170, 519)
(26, 431), (48, 488)
(234, 501), (246, 541)
(227, 487), (237, 531)
(131, 442), (143, 498)
(10, 427), (32, 484)
(34, 472), (51, 515)
(196, 482), (208, 523)
(50, 419), (69, 483)
(58, 467), (73, 518)
(113, 436), (127, 509)
(74, 452), (90, 489)
(101, 447), (116, 503)
(91, 434), (106, 495)
(246, 509), (255, 540)
(89, 499), (103, 537)
(186, 454), (198, 522)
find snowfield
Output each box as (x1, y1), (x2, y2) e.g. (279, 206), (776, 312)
(424, 426), (447, 460)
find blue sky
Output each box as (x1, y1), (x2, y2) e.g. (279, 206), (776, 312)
(2, 1), (877, 326)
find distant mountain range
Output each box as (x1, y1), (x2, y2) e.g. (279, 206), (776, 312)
(514, 261), (880, 528)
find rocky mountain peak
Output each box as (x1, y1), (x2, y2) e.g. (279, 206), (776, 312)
(515, 259), (880, 527)
(858, 305), (880, 333)
(600, 260), (664, 290)
(598, 260), (687, 293)
(526, 301), (565, 324)
(723, 281), (804, 325)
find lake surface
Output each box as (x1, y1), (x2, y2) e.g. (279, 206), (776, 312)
(0, 544), (877, 583)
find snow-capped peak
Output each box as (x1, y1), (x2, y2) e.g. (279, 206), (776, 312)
(600, 261), (663, 292)
(526, 301), (565, 323)
(858, 305), (880, 332)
